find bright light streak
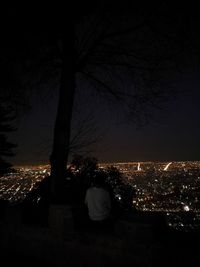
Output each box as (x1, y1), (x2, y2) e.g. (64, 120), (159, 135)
(164, 162), (172, 171)
(137, 162), (142, 171)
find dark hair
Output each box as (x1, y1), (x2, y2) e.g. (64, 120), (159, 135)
(92, 171), (106, 187)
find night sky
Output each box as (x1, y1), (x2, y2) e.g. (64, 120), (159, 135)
(2, 3), (200, 165)
(10, 75), (200, 165)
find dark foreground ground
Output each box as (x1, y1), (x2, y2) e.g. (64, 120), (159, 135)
(0, 203), (200, 267)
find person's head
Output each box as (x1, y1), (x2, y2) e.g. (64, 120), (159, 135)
(92, 171), (106, 187)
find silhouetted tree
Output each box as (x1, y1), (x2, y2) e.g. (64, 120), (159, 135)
(69, 113), (101, 156)
(0, 3), (198, 200)
(0, 100), (16, 175)
(49, 4), (193, 200)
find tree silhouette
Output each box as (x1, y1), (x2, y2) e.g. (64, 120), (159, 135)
(49, 4), (192, 201)
(0, 3), (197, 200)
(0, 100), (16, 175)
(69, 113), (101, 156)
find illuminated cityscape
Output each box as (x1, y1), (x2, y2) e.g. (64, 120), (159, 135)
(0, 165), (50, 203)
(0, 161), (200, 231)
(101, 161), (200, 231)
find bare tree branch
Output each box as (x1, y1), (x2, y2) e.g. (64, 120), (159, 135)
(81, 70), (123, 101)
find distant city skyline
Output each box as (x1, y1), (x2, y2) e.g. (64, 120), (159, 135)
(2, 161), (200, 232)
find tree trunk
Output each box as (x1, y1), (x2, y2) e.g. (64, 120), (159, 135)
(50, 24), (75, 202)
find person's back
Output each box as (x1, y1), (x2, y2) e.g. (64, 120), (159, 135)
(85, 186), (111, 221)
(84, 171), (113, 232)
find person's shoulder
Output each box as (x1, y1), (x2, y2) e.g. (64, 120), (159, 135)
(98, 187), (109, 194)
(86, 186), (94, 193)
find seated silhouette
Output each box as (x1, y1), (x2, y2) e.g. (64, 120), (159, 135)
(85, 171), (113, 233)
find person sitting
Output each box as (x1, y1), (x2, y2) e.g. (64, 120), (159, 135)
(85, 171), (112, 233)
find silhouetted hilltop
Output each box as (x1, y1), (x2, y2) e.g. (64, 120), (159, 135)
(0, 200), (199, 267)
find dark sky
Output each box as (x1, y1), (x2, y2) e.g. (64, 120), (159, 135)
(10, 74), (200, 165)
(2, 3), (200, 165)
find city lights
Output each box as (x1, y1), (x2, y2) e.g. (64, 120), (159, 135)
(0, 161), (200, 231)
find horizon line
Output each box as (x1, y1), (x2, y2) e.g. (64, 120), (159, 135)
(13, 159), (200, 167)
